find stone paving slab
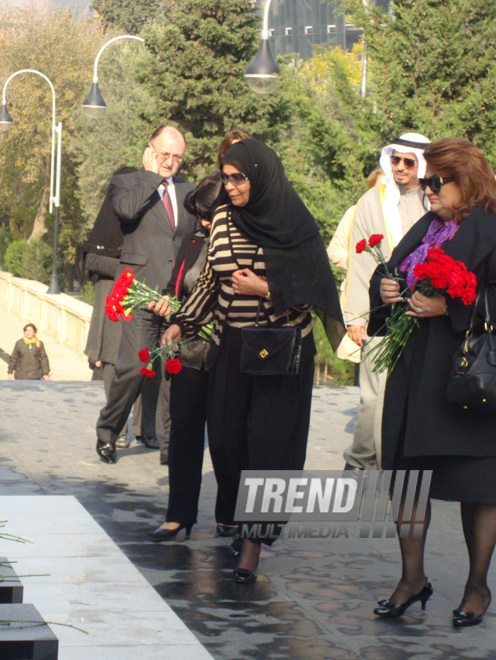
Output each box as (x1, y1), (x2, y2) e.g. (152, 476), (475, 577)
(0, 380), (495, 659)
(1, 496), (213, 660)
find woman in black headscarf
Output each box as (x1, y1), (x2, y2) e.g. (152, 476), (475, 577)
(163, 139), (344, 583)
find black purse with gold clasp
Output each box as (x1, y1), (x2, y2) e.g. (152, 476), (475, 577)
(447, 290), (496, 413)
(240, 299), (302, 376)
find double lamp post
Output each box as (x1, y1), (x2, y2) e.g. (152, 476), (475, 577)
(0, 1), (283, 294)
(0, 35), (144, 294)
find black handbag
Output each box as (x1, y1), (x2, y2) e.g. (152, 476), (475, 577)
(240, 300), (302, 376)
(447, 290), (496, 413)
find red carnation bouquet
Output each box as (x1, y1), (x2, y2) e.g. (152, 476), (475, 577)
(356, 236), (477, 374)
(138, 345), (184, 378)
(412, 248), (477, 306)
(105, 268), (181, 322)
(138, 323), (214, 378)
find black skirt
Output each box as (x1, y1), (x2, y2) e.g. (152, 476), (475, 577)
(393, 453), (496, 504)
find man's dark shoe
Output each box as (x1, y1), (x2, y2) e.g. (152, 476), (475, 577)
(139, 435), (159, 449)
(344, 462), (362, 471)
(96, 440), (117, 464)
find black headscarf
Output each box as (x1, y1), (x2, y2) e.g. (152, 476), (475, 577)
(83, 166), (137, 259)
(222, 139), (344, 349)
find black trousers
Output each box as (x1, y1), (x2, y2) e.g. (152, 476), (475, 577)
(166, 365), (209, 525)
(96, 309), (163, 446)
(207, 326), (315, 545)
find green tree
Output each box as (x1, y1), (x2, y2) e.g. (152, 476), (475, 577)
(92, 0), (163, 34)
(4, 239), (52, 284)
(137, 0), (291, 180)
(345, 0), (496, 161)
(278, 44), (380, 243)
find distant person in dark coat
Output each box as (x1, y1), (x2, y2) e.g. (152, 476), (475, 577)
(8, 324), (50, 380)
(84, 166), (142, 449)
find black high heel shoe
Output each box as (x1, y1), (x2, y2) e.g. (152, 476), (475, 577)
(230, 537), (242, 557)
(233, 540), (261, 584)
(452, 610), (484, 627)
(453, 593), (491, 627)
(216, 523), (239, 537)
(234, 568), (258, 584)
(148, 523), (193, 542)
(374, 580), (433, 618)
(96, 440), (116, 464)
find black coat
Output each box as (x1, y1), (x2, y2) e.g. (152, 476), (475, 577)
(369, 206), (496, 466)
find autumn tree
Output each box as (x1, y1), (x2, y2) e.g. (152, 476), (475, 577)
(0, 7), (107, 246)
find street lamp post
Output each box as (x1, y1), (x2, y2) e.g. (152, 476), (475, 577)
(245, 0), (281, 94)
(246, 1), (368, 96)
(0, 69), (63, 294)
(82, 35), (145, 117)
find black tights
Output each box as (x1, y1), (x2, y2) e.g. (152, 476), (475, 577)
(390, 499), (496, 616)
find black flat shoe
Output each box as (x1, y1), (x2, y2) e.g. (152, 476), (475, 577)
(148, 523), (192, 542)
(96, 440), (116, 464)
(374, 580), (433, 618)
(216, 523), (239, 537)
(234, 568), (257, 584)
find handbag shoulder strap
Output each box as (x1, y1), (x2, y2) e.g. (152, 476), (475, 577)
(467, 289), (492, 332)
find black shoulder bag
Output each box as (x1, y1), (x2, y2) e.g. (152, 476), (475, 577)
(447, 290), (496, 413)
(240, 299), (302, 376)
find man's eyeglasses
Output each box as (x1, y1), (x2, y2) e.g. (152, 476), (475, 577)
(149, 142), (183, 163)
(390, 155), (417, 169)
(220, 171), (249, 185)
(418, 176), (455, 193)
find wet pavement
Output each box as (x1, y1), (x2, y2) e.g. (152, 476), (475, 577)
(0, 380), (495, 659)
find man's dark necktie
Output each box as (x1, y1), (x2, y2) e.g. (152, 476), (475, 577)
(162, 180), (176, 231)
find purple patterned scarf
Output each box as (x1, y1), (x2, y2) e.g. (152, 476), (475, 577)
(399, 217), (460, 290)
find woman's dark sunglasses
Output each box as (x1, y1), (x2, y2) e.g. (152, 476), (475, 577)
(418, 176), (455, 193)
(390, 155), (417, 169)
(220, 171), (249, 185)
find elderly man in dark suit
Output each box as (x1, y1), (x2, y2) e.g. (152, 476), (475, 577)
(96, 125), (196, 464)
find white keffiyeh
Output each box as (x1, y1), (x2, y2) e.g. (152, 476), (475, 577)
(379, 132), (430, 247)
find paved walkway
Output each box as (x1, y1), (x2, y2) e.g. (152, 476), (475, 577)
(0, 304), (495, 659)
(1, 379), (495, 659)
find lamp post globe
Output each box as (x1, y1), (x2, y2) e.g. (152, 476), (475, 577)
(244, 39), (281, 94)
(0, 103), (13, 131)
(82, 82), (107, 118)
(83, 35), (144, 118)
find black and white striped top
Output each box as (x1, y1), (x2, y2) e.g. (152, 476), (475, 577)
(173, 206), (313, 347)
